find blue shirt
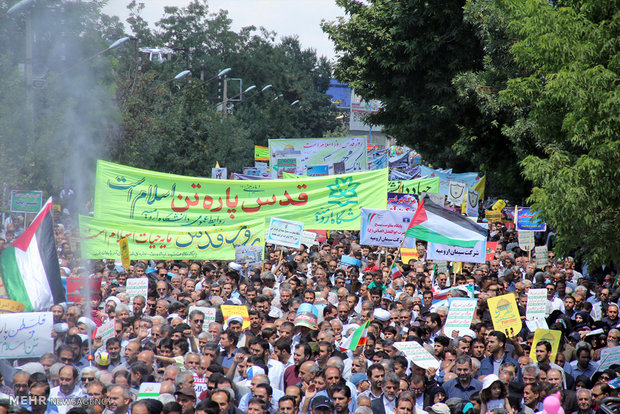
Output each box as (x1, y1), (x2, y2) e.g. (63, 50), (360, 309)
(442, 377), (483, 400)
(569, 360), (599, 378)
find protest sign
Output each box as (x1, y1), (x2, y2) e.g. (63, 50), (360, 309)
(234, 245), (263, 267)
(119, 237), (130, 270)
(600, 346), (620, 371)
(419, 166), (485, 199)
(188, 306), (217, 331)
(387, 177), (440, 194)
(427, 240), (486, 264)
(444, 298), (477, 337)
(487, 294), (522, 337)
(94, 160), (388, 230)
(529, 329), (562, 363)
(518, 231), (535, 251)
(137, 383), (161, 400)
(340, 255), (362, 268)
(516, 207), (546, 231)
(301, 231), (318, 246)
(10, 190), (43, 213)
(0, 299), (25, 313)
(535, 246), (549, 268)
(387, 193), (419, 212)
(525, 318), (548, 332)
(126, 277), (148, 304)
(465, 189), (479, 217)
(359, 208), (412, 248)
(526, 288), (547, 321)
(447, 181), (467, 205)
(486, 241), (498, 261)
(80, 216), (265, 260)
(307, 165), (329, 176)
(221, 305), (250, 329)
(266, 218), (304, 248)
(0, 312), (53, 358)
(211, 168), (227, 179)
(96, 318), (116, 343)
(485, 210), (502, 223)
(269, 137), (367, 175)
(394, 341), (440, 370)
(400, 248), (419, 265)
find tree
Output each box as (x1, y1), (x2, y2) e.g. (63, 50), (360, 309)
(322, 0), (484, 170)
(497, 0), (620, 265)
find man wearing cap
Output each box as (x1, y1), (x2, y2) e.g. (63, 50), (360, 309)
(426, 403), (451, 414)
(310, 395), (334, 414)
(175, 386), (197, 414)
(370, 372), (400, 414)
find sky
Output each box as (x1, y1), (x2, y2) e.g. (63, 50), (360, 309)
(102, 0), (346, 61)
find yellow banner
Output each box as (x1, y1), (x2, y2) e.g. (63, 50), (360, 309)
(119, 238), (130, 270)
(221, 305), (250, 329)
(529, 329), (562, 363)
(488, 294), (522, 337)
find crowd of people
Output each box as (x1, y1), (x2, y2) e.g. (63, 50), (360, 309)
(0, 211), (618, 414)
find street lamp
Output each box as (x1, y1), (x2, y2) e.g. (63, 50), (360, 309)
(174, 70), (191, 80)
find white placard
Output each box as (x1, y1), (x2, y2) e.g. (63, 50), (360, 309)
(126, 277), (149, 304)
(526, 288), (547, 321)
(359, 208), (412, 247)
(444, 298), (477, 337)
(235, 245), (263, 267)
(301, 231), (318, 246)
(96, 318), (116, 343)
(394, 341), (440, 370)
(518, 231), (535, 251)
(447, 181), (467, 205)
(535, 246), (549, 268)
(211, 168), (228, 179)
(0, 312), (53, 358)
(427, 240), (486, 264)
(138, 382), (161, 400)
(599, 346), (620, 371)
(265, 217), (304, 248)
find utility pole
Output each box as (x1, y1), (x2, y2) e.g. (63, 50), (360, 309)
(221, 76), (228, 116)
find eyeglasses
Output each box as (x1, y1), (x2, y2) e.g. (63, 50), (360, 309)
(193, 319), (204, 323)
(60, 357), (73, 363)
(81, 377), (94, 382)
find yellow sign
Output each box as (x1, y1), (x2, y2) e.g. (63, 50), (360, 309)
(488, 294), (522, 337)
(401, 248), (419, 265)
(529, 329), (562, 363)
(220, 305), (250, 329)
(485, 210), (502, 223)
(491, 199), (506, 211)
(119, 237), (130, 270)
(0, 299), (26, 313)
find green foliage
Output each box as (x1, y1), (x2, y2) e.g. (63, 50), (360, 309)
(322, 0), (484, 169)
(498, 0), (620, 265)
(113, 0), (339, 176)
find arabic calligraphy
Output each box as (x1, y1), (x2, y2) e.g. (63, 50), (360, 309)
(0, 312), (52, 358)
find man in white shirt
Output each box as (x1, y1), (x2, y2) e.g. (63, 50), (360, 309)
(49, 365), (85, 414)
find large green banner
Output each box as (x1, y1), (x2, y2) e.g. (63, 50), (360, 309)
(94, 161), (388, 230)
(387, 177), (440, 194)
(80, 216), (264, 260)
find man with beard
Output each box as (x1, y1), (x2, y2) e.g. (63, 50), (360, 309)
(442, 355), (482, 400)
(331, 384), (352, 414)
(371, 372), (400, 414)
(49, 365), (85, 414)
(284, 343), (311, 388)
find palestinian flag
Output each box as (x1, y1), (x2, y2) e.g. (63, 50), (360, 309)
(254, 145), (269, 161)
(404, 197), (487, 248)
(339, 321), (370, 352)
(0, 198), (66, 311)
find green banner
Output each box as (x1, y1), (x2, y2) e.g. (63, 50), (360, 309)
(94, 161), (388, 230)
(80, 216), (265, 260)
(387, 177), (440, 194)
(10, 190), (43, 213)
